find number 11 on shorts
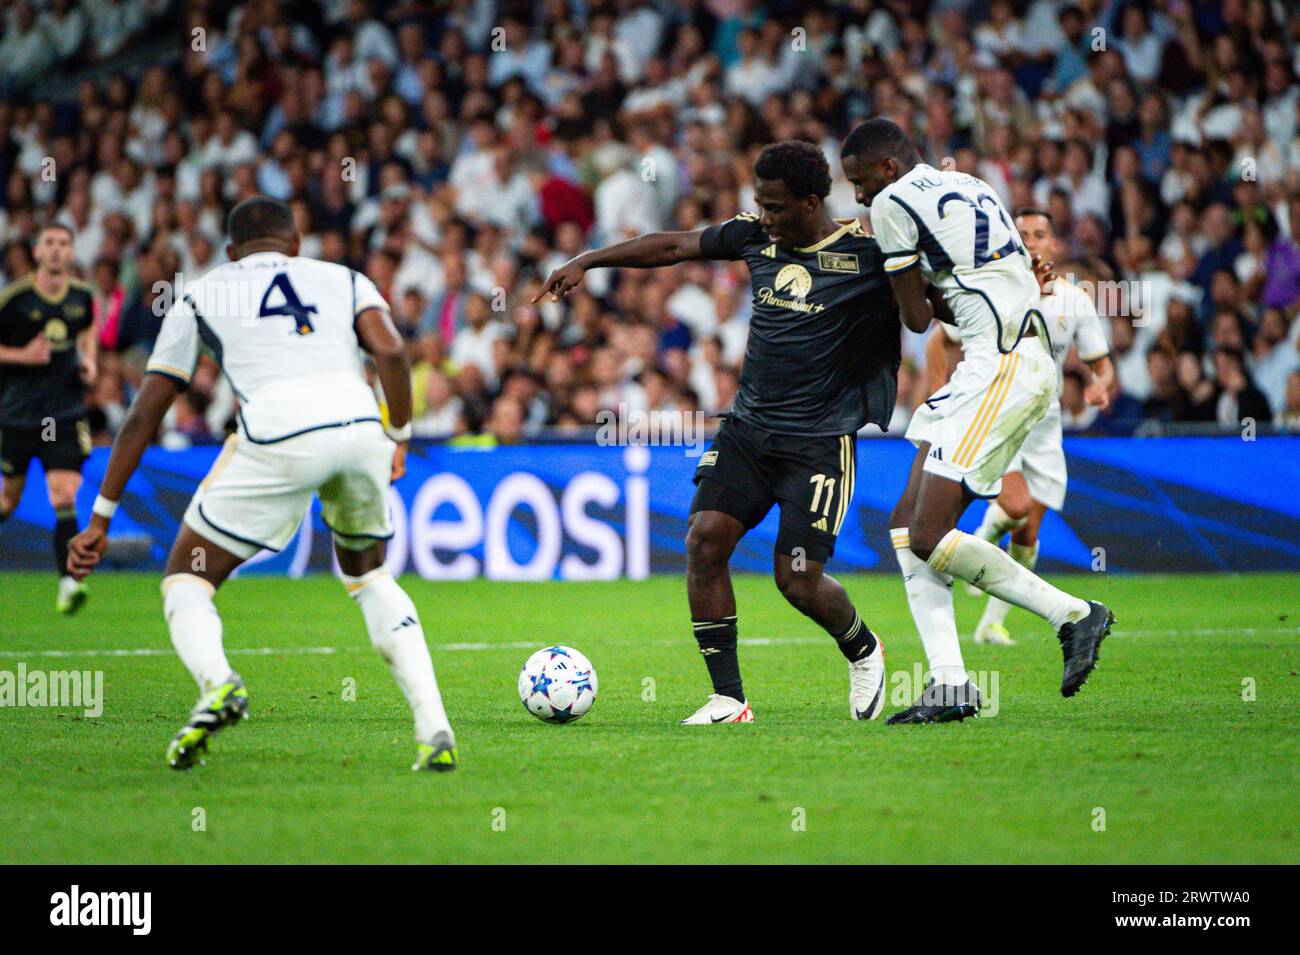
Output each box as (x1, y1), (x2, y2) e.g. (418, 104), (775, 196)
(809, 473), (835, 516)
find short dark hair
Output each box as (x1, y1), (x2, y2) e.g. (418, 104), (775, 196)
(227, 196), (296, 245)
(1014, 207), (1055, 232)
(36, 222), (74, 241)
(841, 118), (921, 165)
(753, 140), (831, 199)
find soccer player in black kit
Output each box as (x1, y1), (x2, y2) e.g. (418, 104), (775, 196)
(0, 224), (97, 614)
(536, 141), (900, 723)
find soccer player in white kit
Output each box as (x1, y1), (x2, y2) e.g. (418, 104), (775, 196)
(841, 119), (1114, 723)
(968, 210), (1115, 646)
(66, 198), (458, 771)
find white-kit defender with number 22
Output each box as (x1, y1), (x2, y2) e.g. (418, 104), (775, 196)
(871, 163), (1056, 499)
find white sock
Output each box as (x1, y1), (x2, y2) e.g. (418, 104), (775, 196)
(976, 540), (1039, 630)
(930, 530), (1088, 630)
(890, 528), (967, 686)
(162, 574), (232, 693)
(973, 500), (1025, 543)
(344, 568), (452, 744)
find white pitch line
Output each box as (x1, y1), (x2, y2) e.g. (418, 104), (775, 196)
(0, 646), (342, 659)
(0, 626), (1293, 659)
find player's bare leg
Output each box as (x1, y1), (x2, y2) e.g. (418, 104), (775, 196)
(975, 494), (1048, 644)
(774, 552), (885, 719)
(909, 470), (1113, 700)
(47, 469), (87, 614)
(160, 523), (249, 769)
(681, 510), (752, 723)
(336, 538), (456, 771)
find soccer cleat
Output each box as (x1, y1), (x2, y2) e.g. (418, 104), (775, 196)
(974, 621), (1016, 645)
(166, 673), (249, 770)
(413, 731), (458, 772)
(886, 678), (981, 725)
(848, 639), (886, 720)
(1058, 600), (1114, 697)
(964, 580), (983, 598)
(56, 576), (88, 615)
(680, 694), (754, 724)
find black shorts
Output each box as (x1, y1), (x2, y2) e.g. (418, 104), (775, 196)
(690, 416), (857, 563)
(0, 418), (91, 478)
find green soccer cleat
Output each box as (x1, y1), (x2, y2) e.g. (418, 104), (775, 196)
(166, 673), (249, 770)
(412, 731), (458, 772)
(974, 621), (1016, 645)
(56, 576), (88, 616)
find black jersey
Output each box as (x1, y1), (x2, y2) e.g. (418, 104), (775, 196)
(699, 214), (900, 436)
(0, 275), (95, 428)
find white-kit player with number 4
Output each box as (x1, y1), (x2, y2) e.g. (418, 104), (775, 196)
(67, 197), (458, 772)
(841, 119), (1114, 724)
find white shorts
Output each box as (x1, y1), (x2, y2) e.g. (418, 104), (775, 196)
(905, 339), (1056, 499)
(1006, 402), (1067, 511)
(184, 421), (395, 560)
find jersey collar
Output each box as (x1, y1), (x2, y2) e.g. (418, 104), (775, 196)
(796, 218), (864, 253)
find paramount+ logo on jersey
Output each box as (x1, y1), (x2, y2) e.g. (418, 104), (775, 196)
(757, 263), (825, 314)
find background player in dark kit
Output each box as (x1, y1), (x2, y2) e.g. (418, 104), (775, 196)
(536, 141), (900, 723)
(0, 224), (97, 614)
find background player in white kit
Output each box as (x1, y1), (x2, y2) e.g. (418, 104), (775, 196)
(66, 197), (458, 772)
(966, 210), (1115, 646)
(841, 119), (1114, 723)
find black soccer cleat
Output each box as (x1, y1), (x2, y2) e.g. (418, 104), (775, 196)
(1057, 600), (1114, 697)
(886, 678), (982, 725)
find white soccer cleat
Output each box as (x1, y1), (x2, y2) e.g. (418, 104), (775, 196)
(974, 621), (1016, 645)
(56, 575), (88, 615)
(680, 694), (754, 725)
(849, 639), (886, 720)
(964, 580), (984, 598)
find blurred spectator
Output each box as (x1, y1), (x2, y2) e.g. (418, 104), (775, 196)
(1212, 348), (1271, 428)
(1, 0), (1295, 447)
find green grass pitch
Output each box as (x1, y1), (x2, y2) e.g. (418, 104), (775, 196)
(1, 570), (1295, 864)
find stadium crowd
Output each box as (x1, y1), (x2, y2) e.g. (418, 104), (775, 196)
(2, 0), (1300, 447)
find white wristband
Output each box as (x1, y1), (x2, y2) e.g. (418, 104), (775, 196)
(92, 494), (118, 519)
(384, 421), (412, 443)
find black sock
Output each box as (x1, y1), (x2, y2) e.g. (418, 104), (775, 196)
(833, 611), (878, 661)
(53, 507), (78, 577)
(692, 615), (743, 702)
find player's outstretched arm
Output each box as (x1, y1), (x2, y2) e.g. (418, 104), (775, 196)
(532, 230), (706, 303)
(355, 305), (412, 483)
(67, 372), (182, 580)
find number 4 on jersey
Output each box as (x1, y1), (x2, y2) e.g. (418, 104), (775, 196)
(259, 272), (318, 335)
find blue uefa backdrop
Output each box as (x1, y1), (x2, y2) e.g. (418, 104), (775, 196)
(1, 436), (1297, 576)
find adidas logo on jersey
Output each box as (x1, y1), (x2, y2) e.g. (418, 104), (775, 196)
(761, 245), (777, 258)
(812, 517), (828, 531)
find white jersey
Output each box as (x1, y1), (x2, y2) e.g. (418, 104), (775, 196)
(147, 252), (389, 443)
(1039, 278), (1111, 400)
(870, 163), (1042, 355)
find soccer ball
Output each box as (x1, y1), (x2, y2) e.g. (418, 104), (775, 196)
(518, 646), (598, 723)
